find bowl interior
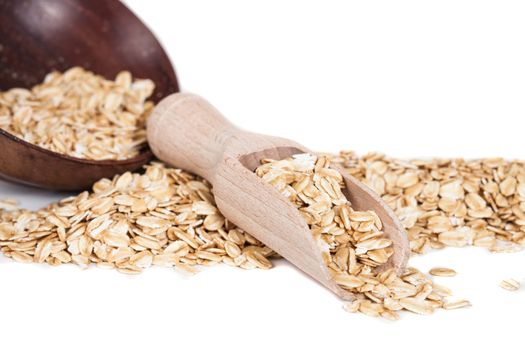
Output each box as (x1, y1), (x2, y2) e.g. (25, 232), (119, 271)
(0, 0), (179, 190)
(0, 0), (179, 104)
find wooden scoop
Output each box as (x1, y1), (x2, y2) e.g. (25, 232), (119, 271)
(0, 0), (178, 190)
(148, 93), (410, 300)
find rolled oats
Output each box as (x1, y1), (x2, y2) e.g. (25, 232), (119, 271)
(442, 299), (472, 310)
(0, 163), (273, 274)
(1, 143), (524, 319)
(429, 267), (457, 277)
(0, 67), (154, 160)
(256, 154), (453, 319)
(334, 151), (525, 254)
(500, 279), (521, 291)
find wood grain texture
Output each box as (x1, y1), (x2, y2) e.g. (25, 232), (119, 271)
(148, 93), (410, 300)
(0, 0), (179, 190)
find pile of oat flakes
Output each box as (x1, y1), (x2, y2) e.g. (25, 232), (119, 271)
(256, 153), (450, 319)
(1, 151), (523, 318)
(0, 67), (154, 160)
(1, 67), (523, 319)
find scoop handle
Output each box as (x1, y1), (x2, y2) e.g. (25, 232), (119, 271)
(147, 93), (237, 180)
(148, 92), (307, 180)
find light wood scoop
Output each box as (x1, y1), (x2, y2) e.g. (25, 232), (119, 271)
(148, 93), (410, 300)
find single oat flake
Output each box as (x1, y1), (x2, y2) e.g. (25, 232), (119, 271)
(429, 267), (457, 277)
(443, 300), (472, 310)
(500, 279), (521, 291)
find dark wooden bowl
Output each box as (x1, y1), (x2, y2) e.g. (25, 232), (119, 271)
(0, 0), (179, 191)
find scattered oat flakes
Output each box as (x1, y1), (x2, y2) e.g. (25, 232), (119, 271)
(2, 149), (525, 320)
(0, 163), (274, 273)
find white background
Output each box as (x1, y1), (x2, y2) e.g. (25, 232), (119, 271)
(1, 1), (524, 349)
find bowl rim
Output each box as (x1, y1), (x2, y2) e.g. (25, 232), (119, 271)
(0, 127), (154, 166)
